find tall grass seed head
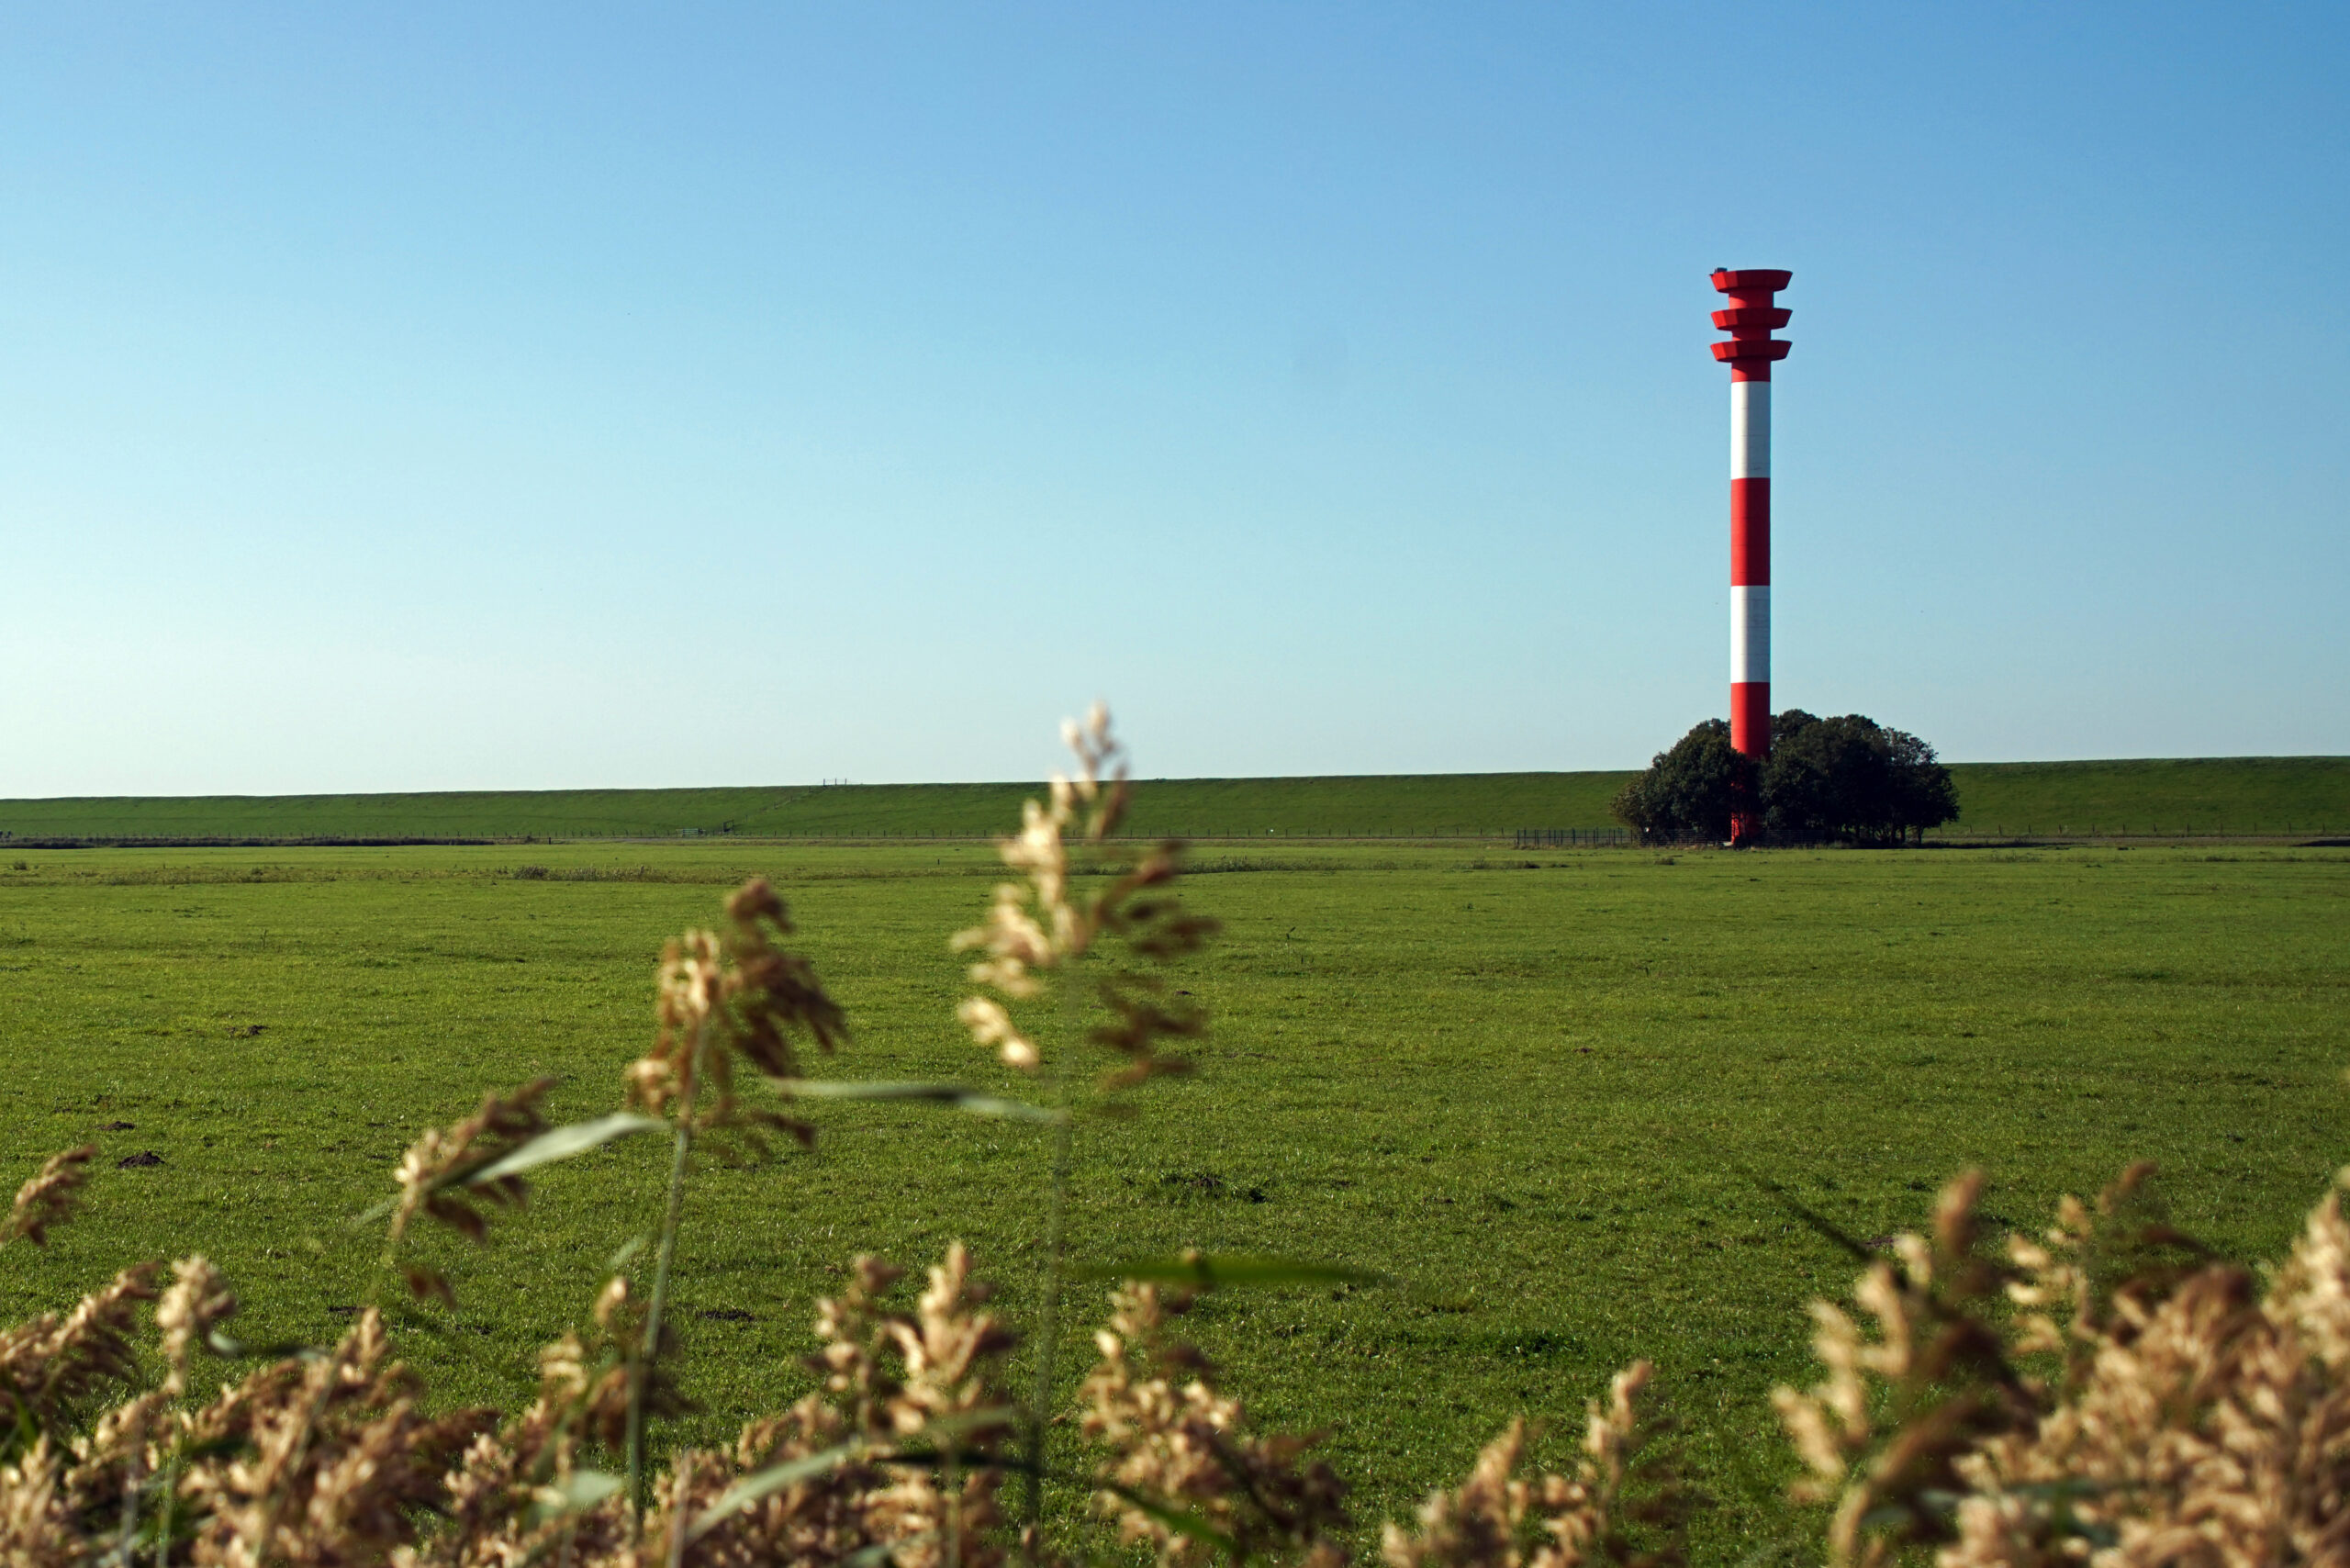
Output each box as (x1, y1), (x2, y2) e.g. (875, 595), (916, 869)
(5, 1147), (95, 1249)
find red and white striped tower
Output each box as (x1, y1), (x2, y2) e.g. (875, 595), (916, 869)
(1709, 267), (1791, 845)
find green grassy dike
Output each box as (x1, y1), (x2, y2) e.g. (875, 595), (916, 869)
(1939, 756), (2350, 837)
(3, 756), (2346, 842)
(2, 839), (2345, 1560)
(0, 774), (1624, 842)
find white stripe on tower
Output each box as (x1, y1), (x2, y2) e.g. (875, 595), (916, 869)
(1731, 585), (1770, 684)
(1730, 379), (1771, 479)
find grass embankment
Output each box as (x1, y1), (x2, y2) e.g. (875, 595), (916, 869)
(2, 840), (2345, 1557)
(5, 756), (2348, 842)
(0, 773), (1632, 841)
(1940, 756), (2350, 838)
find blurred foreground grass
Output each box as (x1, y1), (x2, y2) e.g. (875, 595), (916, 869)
(0, 840), (2344, 1557)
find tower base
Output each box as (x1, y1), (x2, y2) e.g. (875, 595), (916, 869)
(1729, 681), (1770, 846)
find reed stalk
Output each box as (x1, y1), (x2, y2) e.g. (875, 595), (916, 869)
(1017, 965), (1084, 1542)
(630, 1018), (706, 1540)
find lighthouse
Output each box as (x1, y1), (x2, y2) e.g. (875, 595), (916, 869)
(1709, 267), (1791, 845)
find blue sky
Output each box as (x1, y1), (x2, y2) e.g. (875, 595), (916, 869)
(2, 4), (2343, 794)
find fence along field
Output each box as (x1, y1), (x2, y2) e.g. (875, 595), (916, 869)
(2, 826), (2347, 1560)
(1, 754), (2345, 843)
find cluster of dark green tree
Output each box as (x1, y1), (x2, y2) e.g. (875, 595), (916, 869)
(1611, 710), (1960, 845)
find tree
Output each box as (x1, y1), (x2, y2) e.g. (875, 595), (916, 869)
(1884, 725), (1962, 843)
(1614, 711), (1961, 846)
(1611, 719), (1754, 844)
(1762, 711), (1958, 845)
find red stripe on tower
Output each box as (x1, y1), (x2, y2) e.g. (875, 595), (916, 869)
(1709, 267), (1791, 846)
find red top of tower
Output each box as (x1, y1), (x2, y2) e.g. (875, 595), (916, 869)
(1709, 268), (1792, 375)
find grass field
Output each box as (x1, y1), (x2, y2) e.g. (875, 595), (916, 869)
(1, 837), (2346, 1559)
(4, 755), (2345, 842)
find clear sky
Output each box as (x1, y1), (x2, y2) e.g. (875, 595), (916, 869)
(3, 4), (2343, 794)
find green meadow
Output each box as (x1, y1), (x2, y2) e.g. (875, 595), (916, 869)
(1, 838), (2346, 1559)
(5, 755), (2345, 841)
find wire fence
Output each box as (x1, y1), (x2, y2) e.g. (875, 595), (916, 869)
(1512, 828), (1632, 848)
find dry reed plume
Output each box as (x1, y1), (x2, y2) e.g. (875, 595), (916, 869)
(1381, 1363), (1687, 1568)
(0, 710), (2340, 1566)
(632, 878), (849, 1150)
(6, 1148), (95, 1249)
(1774, 1163), (2350, 1566)
(1080, 1282), (1350, 1566)
(952, 702), (1216, 1091)
(386, 1078), (556, 1305)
